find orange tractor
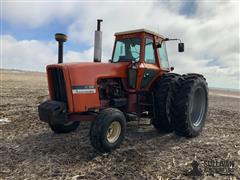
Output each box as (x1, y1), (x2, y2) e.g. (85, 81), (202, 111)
(39, 20), (208, 152)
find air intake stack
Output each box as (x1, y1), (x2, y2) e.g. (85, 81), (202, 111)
(94, 19), (103, 62)
(55, 33), (67, 64)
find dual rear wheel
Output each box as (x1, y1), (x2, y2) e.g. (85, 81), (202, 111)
(170, 74), (208, 137)
(152, 73), (208, 137)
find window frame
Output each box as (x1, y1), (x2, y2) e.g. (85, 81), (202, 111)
(144, 37), (156, 64)
(111, 37), (142, 63)
(158, 41), (169, 70)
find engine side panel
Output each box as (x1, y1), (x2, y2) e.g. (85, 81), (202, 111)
(66, 62), (129, 112)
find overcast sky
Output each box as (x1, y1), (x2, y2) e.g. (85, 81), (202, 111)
(1, 1), (239, 89)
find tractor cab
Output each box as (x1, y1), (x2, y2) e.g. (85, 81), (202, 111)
(112, 29), (176, 90)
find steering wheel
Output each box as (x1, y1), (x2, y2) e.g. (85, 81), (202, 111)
(131, 50), (140, 60)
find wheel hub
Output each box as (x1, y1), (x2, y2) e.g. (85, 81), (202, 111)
(190, 87), (206, 127)
(107, 121), (121, 143)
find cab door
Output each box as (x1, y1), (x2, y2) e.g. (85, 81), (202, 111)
(138, 37), (159, 89)
(158, 41), (170, 71)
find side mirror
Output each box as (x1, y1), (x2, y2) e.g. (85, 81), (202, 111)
(170, 67), (174, 71)
(178, 43), (184, 52)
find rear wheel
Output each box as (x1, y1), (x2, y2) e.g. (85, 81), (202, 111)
(49, 121), (80, 134)
(90, 108), (126, 153)
(152, 73), (180, 133)
(170, 74), (208, 137)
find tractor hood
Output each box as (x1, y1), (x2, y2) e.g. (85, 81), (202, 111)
(48, 62), (129, 86)
(63, 62), (129, 86)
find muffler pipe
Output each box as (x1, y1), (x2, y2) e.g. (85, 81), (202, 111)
(55, 33), (67, 64)
(94, 19), (103, 63)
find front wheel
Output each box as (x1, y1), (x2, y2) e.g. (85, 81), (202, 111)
(49, 121), (80, 134)
(90, 108), (126, 153)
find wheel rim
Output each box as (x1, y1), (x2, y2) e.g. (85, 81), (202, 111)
(190, 87), (206, 127)
(107, 121), (121, 143)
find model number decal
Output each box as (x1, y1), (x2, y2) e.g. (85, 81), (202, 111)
(72, 85), (96, 94)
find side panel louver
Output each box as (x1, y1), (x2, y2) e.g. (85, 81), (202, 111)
(49, 68), (68, 104)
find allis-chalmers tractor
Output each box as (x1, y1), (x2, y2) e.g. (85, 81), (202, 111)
(39, 20), (208, 153)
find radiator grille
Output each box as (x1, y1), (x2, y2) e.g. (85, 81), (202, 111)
(49, 67), (68, 104)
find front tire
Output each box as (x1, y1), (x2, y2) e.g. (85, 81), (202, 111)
(49, 121), (80, 134)
(170, 74), (208, 137)
(90, 108), (126, 153)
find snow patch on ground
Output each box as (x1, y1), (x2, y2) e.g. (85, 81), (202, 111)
(0, 118), (11, 124)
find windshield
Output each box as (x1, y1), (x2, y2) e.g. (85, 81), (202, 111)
(113, 38), (141, 62)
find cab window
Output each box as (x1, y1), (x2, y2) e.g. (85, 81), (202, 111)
(144, 38), (155, 64)
(158, 42), (169, 69)
(113, 38), (140, 62)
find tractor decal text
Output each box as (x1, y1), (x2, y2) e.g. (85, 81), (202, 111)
(72, 85), (96, 94)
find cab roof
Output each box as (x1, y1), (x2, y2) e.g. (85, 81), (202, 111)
(114, 28), (165, 39)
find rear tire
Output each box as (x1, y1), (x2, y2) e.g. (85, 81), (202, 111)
(152, 73), (180, 133)
(170, 74), (208, 137)
(90, 108), (126, 153)
(49, 121), (80, 134)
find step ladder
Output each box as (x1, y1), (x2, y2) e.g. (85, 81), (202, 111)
(136, 91), (156, 127)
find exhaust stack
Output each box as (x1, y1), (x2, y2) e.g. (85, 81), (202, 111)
(55, 33), (67, 64)
(94, 19), (103, 62)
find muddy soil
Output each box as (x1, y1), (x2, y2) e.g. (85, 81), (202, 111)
(0, 70), (239, 180)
